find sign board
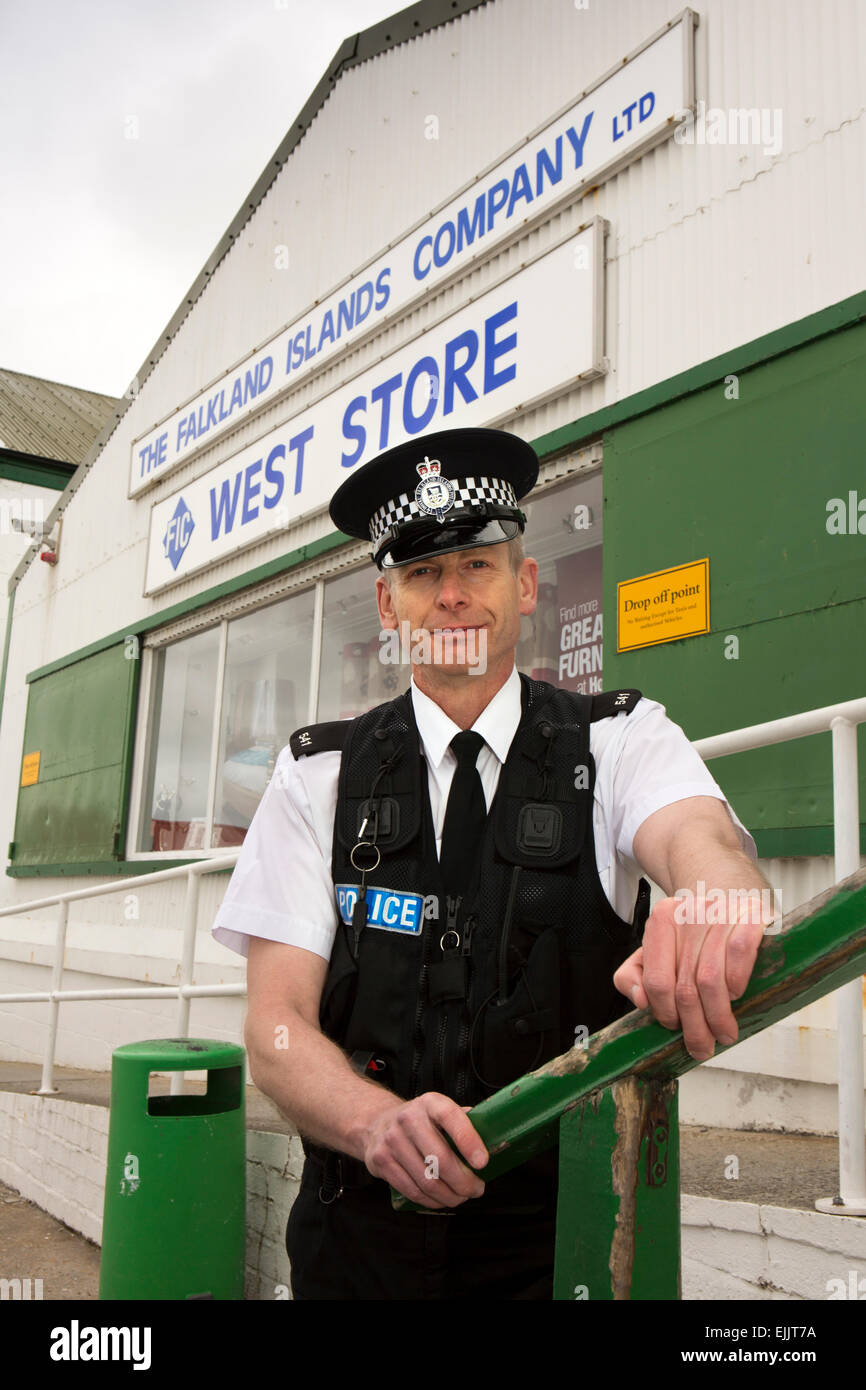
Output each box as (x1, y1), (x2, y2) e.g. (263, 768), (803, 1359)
(617, 558), (710, 651)
(21, 752), (40, 787)
(145, 225), (603, 594)
(130, 11), (696, 496)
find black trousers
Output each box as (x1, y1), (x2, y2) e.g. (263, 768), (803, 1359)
(286, 1149), (558, 1301)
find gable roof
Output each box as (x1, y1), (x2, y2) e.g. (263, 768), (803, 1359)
(0, 367), (121, 466)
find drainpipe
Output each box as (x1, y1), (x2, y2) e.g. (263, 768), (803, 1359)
(0, 584), (16, 741)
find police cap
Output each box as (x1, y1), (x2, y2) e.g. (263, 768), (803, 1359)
(329, 427), (539, 569)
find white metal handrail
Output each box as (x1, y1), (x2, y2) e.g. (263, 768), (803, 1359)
(0, 852), (242, 1097)
(694, 695), (866, 1215)
(0, 695), (863, 1206)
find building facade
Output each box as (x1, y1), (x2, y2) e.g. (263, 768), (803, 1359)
(1, 0), (864, 1137)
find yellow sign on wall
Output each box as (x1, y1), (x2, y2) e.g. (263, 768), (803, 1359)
(617, 559), (710, 652)
(21, 751), (41, 787)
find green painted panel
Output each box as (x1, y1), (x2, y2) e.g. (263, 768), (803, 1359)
(12, 645), (139, 865)
(604, 321), (866, 842)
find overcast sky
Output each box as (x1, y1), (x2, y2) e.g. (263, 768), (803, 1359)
(0, 0), (402, 399)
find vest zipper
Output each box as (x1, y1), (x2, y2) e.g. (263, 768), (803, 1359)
(409, 907), (436, 1098)
(455, 913), (476, 1103)
(424, 897), (476, 1102)
(445, 894), (461, 937)
(434, 896), (462, 1095)
(498, 866), (521, 1000)
(436, 1013), (449, 1081)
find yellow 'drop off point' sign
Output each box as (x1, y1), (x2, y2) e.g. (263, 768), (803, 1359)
(617, 559), (710, 652)
(21, 751), (41, 787)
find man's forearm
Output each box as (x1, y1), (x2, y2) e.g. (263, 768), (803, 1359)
(246, 1010), (404, 1160)
(665, 828), (777, 924)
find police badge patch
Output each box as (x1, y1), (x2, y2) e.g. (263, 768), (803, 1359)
(414, 456), (455, 523)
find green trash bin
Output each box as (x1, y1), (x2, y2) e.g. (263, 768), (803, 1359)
(99, 1039), (246, 1300)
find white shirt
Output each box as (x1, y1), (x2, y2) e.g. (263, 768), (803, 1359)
(211, 667), (757, 962)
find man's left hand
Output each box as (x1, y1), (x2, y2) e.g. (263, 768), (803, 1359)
(613, 895), (768, 1061)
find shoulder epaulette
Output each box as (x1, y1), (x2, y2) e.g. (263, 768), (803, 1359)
(290, 720), (351, 759)
(590, 688), (642, 721)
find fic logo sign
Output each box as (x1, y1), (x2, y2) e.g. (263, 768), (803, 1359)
(163, 497), (195, 571)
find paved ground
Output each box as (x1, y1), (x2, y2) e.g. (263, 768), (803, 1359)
(0, 1178), (101, 1300)
(0, 1062), (848, 1300)
(681, 1124), (841, 1209)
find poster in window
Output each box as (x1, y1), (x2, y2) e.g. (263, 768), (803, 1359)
(553, 546), (604, 693)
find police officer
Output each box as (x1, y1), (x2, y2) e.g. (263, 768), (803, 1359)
(212, 426), (773, 1300)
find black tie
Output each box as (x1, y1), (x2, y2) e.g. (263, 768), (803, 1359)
(439, 731), (487, 898)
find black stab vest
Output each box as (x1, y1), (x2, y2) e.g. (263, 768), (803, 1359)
(296, 676), (651, 1109)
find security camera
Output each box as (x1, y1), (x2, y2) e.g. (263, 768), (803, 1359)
(10, 517), (46, 540)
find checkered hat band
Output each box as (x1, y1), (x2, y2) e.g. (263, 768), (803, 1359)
(370, 476), (518, 549)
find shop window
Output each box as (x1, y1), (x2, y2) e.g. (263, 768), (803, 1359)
(318, 567), (410, 721)
(210, 597), (314, 847)
(139, 628), (220, 853)
(138, 588), (314, 852)
(518, 472), (603, 693)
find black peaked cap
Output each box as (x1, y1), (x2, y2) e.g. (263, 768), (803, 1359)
(329, 427), (539, 546)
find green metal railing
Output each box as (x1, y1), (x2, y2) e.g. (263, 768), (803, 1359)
(392, 865), (866, 1300)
